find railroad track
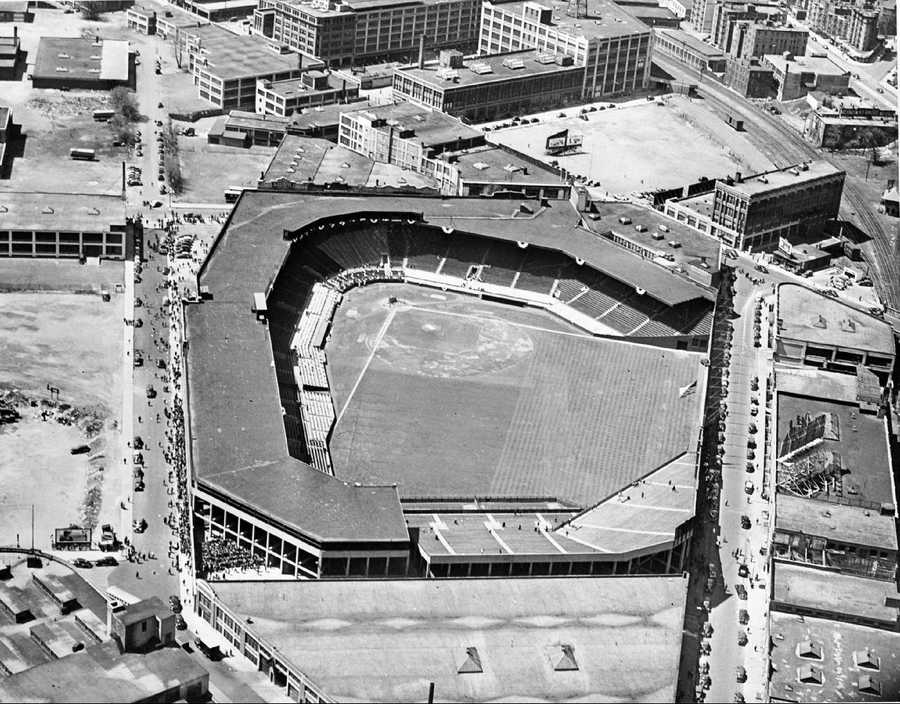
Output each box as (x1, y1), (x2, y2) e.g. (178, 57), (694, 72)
(689, 75), (900, 307)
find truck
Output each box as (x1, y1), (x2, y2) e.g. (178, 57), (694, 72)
(98, 524), (118, 552)
(725, 114), (745, 131)
(69, 148), (96, 161)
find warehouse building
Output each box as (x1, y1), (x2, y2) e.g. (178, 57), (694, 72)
(0, 1), (32, 22)
(252, 0), (481, 67)
(393, 49), (585, 122)
(664, 161), (845, 251)
(728, 21), (808, 59)
(255, 69), (359, 116)
(186, 25), (303, 110)
(803, 104), (897, 149)
(32, 37), (132, 90)
(653, 28), (727, 72)
(0, 28), (22, 80)
(479, 0), (653, 99)
(764, 52), (850, 101)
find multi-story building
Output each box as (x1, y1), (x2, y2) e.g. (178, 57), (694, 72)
(690, 0), (717, 33)
(710, 0), (784, 52)
(392, 48), (586, 121)
(659, 0), (692, 19)
(478, 0), (653, 99)
(0, 28), (21, 80)
(728, 22), (808, 59)
(848, 6), (878, 50)
(614, 0), (680, 26)
(338, 102), (568, 197)
(653, 28), (727, 72)
(186, 25), (303, 110)
(724, 56), (776, 96)
(664, 161), (845, 251)
(253, 0), (481, 67)
(256, 69), (359, 116)
(764, 52), (850, 100)
(0, 1), (32, 22)
(806, 0), (882, 54)
(803, 103), (897, 148)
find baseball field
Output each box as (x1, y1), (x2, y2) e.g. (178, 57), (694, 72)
(327, 283), (703, 506)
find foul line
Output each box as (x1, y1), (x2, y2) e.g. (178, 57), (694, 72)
(336, 307), (397, 425)
(405, 305), (592, 339)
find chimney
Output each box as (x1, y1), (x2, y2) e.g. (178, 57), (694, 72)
(418, 35), (425, 69)
(735, 171), (743, 183)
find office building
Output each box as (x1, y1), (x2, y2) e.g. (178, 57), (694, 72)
(478, 0), (653, 99)
(710, 1), (784, 53)
(253, 0), (481, 67)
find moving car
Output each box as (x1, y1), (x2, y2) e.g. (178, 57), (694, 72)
(72, 558), (92, 568)
(95, 556), (118, 567)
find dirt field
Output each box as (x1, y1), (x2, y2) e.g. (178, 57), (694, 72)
(0, 8), (143, 193)
(327, 283), (701, 505)
(0, 293), (126, 549)
(487, 95), (775, 195)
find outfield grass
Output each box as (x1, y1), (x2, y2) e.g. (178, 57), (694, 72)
(327, 284), (702, 506)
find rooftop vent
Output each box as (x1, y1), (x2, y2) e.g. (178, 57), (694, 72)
(468, 62), (493, 74)
(535, 52), (557, 64)
(458, 647), (483, 674)
(502, 57), (525, 69)
(858, 675), (881, 696)
(797, 665), (823, 685)
(472, 162), (490, 170)
(812, 313), (827, 329)
(554, 644), (578, 671)
(854, 649), (881, 670)
(839, 318), (856, 333)
(797, 640), (823, 660)
(41, 206), (54, 214)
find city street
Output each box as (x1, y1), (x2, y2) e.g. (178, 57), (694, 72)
(702, 268), (775, 703)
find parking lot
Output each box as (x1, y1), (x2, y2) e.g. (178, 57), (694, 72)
(486, 95), (775, 195)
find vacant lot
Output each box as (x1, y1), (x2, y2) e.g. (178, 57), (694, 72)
(0, 293), (125, 549)
(327, 283), (702, 505)
(488, 95), (774, 195)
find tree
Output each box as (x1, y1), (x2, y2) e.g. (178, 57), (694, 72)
(109, 113), (136, 145)
(165, 154), (183, 194)
(80, 4), (102, 20)
(110, 86), (140, 123)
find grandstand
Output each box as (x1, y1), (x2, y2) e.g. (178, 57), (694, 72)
(186, 191), (713, 582)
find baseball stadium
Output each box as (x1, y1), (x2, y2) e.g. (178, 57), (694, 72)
(185, 190), (715, 583)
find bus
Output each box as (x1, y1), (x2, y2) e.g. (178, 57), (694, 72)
(92, 109), (115, 122)
(70, 148), (96, 161)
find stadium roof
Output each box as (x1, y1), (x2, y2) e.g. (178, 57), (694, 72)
(777, 284), (895, 356)
(206, 575), (687, 702)
(777, 392), (893, 506)
(0, 192), (126, 231)
(189, 191), (713, 545)
(33, 37), (130, 83)
(775, 495), (898, 551)
(0, 640), (208, 703)
(769, 612), (900, 704)
(451, 144), (565, 185)
(773, 562), (900, 626)
(487, 0), (651, 40)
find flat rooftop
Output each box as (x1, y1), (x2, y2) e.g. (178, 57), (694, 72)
(141, 0), (209, 28)
(450, 144), (564, 184)
(273, 0), (453, 18)
(777, 391), (893, 506)
(777, 283), (895, 355)
(288, 99), (375, 131)
(224, 109), (289, 132)
(190, 25), (300, 80)
(490, 0), (651, 39)
(263, 72), (351, 99)
(773, 562), (900, 626)
(0, 192), (126, 231)
(776, 494), (898, 551)
(207, 576), (687, 702)
(261, 134), (437, 190)
(33, 37), (129, 83)
(720, 161), (844, 197)
(584, 200), (721, 275)
(347, 101), (481, 147)
(654, 28), (725, 57)
(764, 52), (849, 76)
(769, 611), (900, 703)
(398, 49), (584, 91)
(0, 640), (207, 703)
(775, 366), (859, 404)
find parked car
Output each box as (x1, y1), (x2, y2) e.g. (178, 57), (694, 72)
(741, 515), (751, 529)
(736, 665), (747, 682)
(133, 436), (144, 450)
(738, 609), (749, 625)
(744, 480), (754, 495)
(95, 556), (118, 567)
(735, 584), (748, 600)
(738, 563), (750, 578)
(72, 558), (93, 569)
(175, 614), (187, 630)
(146, 385), (156, 399)
(169, 595), (183, 613)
